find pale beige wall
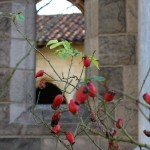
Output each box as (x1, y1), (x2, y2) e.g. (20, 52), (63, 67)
(36, 43), (84, 103)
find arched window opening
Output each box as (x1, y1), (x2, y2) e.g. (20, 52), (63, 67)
(36, 82), (66, 104)
(36, 0), (85, 104)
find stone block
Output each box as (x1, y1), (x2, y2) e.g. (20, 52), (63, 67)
(99, 0), (125, 33)
(10, 39), (35, 70)
(99, 67), (123, 96)
(11, 2), (36, 40)
(84, 0), (91, 38)
(0, 68), (11, 102)
(42, 137), (75, 150)
(99, 35), (136, 65)
(126, 0), (138, 33)
(0, 138), (41, 150)
(115, 101), (138, 136)
(123, 65), (138, 98)
(42, 136), (101, 150)
(9, 69), (35, 103)
(0, 1), (12, 38)
(0, 39), (10, 68)
(84, 37), (99, 56)
(0, 17), (11, 38)
(0, 104), (9, 123)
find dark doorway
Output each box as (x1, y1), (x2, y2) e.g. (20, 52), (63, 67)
(36, 82), (66, 104)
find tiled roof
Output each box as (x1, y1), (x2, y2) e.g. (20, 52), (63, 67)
(36, 13), (85, 46)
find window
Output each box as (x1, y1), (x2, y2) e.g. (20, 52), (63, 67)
(36, 82), (66, 104)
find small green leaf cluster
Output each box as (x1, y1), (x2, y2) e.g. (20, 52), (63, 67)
(46, 40), (81, 59)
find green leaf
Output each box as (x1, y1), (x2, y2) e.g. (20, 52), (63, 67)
(91, 76), (105, 82)
(50, 42), (63, 49)
(15, 12), (25, 21)
(46, 40), (58, 47)
(88, 56), (100, 70)
(62, 41), (71, 50)
(84, 77), (90, 82)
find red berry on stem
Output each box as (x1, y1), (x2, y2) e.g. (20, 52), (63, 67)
(107, 128), (117, 137)
(104, 90), (116, 102)
(108, 141), (119, 150)
(143, 130), (150, 137)
(87, 82), (97, 97)
(52, 111), (61, 121)
(83, 56), (91, 67)
(51, 94), (64, 110)
(38, 78), (46, 89)
(66, 132), (75, 145)
(75, 86), (89, 104)
(143, 93), (150, 104)
(51, 111), (61, 127)
(69, 99), (80, 114)
(116, 118), (124, 129)
(35, 70), (44, 78)
(52, 124), (61, 134)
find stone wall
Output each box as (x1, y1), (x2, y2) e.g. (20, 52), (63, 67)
(85, 0), (138, 149)
(0, 0), (139, 149)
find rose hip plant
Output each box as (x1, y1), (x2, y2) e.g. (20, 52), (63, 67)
(0, 12), (150, 150)
(34, 40), (150, 150)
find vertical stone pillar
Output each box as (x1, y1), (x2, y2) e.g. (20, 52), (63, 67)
(138, 0), (150, 146)
(85, 0), (138, 149)
(0, 0), (36, 124)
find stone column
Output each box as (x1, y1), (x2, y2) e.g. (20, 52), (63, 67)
(85, 0), (138, 149)
(0, 0), (36, 125)
(137, 0), (150, 147)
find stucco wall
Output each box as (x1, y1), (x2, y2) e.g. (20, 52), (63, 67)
(36, 43), (84, 102)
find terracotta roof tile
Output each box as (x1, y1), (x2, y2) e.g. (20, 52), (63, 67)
(36, 13), (85, 46)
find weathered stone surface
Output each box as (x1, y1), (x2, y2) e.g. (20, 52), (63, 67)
(85, 0), (99, 37)
(123, 65), (138, 98)
(9, 69), (35, 103)
(119, 138), (137, 149)
(99, 0), (125, 33)
(0, 68), (11, 102)
(0, 40), (10, 68)
(115, 101), (138, 136)
(11, 2), (36, 40)
(10, 39), (35, 70)
(0, 3), (11, 37)
(0, 138), (41, 150)
(41, 137), (59, 150)
(99, 67), (123, 96)
(99, 35), (136, 65)
(42, 136), (101, 150)
(126, 0), (138, 33)
(0, 104), (9, 123)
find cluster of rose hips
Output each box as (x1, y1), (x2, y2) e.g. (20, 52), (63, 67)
(143, 93), (150, 138)
(35, 56), (150, 149)
(35, 56), (122, 147)
(106, 118), (124, 150)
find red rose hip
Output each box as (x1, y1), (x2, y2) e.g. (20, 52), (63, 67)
(35, 70), (44, 78)
(104, 90), (116, 102)
(83, 56), (90, 67)
(65, 132), (75, 145)
(52, 124), (61, 134)
(75, 86), (89, 104)
(51, 94), (64, 110)
(87, 82), (97, 97)
(116, 118), (124, 129)
(143, 93), (150, 104)
(69, 99), (80, 114)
